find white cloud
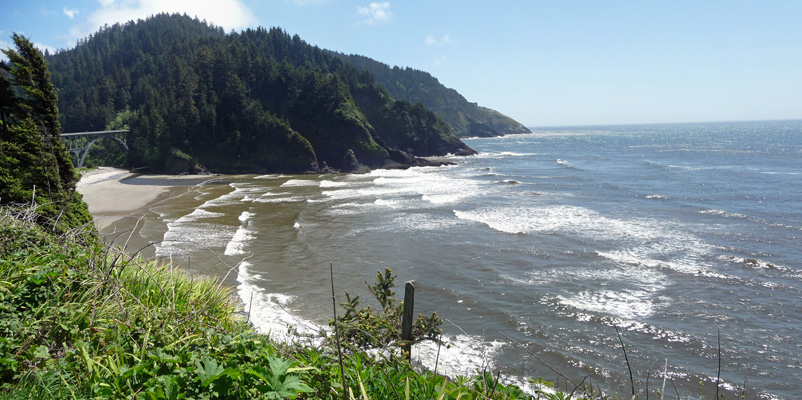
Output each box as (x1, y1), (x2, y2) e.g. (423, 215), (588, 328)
(67, 26), (84, 42)
(434, 55), (448, 66)
(34, 42), (58, 55)
(0, 38), (57, 58)
(83, 0), (256, 37)
(425, 34), (452, 46)
(63, 7), (80, 19)
(0, 39), (11, 62)
(357, 2), (391, 25)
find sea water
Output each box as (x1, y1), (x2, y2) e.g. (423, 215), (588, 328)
(122, 120), (802, 399)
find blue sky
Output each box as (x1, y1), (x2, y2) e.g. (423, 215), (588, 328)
(1, 0), (801, 127)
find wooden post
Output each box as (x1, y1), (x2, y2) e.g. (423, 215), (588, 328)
(329, 263), (348, 400)
(401, 280), (415, 361)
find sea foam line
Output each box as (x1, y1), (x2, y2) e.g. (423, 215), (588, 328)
(280, 179), (320, 187)
(236, 261), (510, 383)
(236, 261), (322, 344)
(224, 211), (256, 256)
(156, 184), (253, 257)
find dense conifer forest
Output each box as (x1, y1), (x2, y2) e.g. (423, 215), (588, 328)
(44, 14), (493, 173)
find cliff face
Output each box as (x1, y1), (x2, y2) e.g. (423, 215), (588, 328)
(47, 14), (476, 174)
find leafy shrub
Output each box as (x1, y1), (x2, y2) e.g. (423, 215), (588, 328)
(332, 268), (443, 354)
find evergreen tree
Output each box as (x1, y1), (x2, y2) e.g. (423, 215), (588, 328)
(0, 34), (92, 230)
(0, 75), (19, 127)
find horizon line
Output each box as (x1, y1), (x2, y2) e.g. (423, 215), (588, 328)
(526, 118), (802, 130)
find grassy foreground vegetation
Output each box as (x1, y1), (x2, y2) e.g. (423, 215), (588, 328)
(0, 204), (560, 399)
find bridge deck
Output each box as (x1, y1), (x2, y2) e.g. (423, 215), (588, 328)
(60, 130), (129, 137)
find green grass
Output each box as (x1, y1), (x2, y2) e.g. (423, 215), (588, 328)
(0, 205), (298, 398)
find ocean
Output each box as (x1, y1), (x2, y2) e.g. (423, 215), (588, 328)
(120, 120), (802, 399)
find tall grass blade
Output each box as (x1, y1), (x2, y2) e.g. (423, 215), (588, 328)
(615, 324), (636, 398)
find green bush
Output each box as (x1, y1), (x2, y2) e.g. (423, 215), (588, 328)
(332, 268), (442, 353)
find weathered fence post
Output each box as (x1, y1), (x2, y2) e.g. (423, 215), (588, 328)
(401, 280), (415, 361)
(329, 263), (348, 400)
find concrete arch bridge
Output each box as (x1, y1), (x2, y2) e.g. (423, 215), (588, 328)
(60, 130), (128, 168)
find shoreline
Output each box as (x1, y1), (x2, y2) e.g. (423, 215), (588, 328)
(76, 167), (215, 230)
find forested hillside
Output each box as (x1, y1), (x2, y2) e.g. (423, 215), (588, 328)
(46, 14), (476, 174)
(338, 54), (530, 137)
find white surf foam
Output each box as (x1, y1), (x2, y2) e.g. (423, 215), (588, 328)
(597, 250), (727, 279)
(413, 334), (504, 378)
(456, 205), (734, 284)
(238, 211), (254, 222)
(157, 223), (235, 257)
(224, 227), (253, 256)
(374, 198), (403, 208)
(760, 171), (802, 176)
(557, 289), (656, 319)
(412, 173), (485, 205)
(455, 206), (605, 236)
(182, 208), (225, 220)
(224, 211), (256, 256)
(320, 167), (488, 207)
(155, 184), (252, 257)
(607, 317), (694, 343)
(455, 205), (707, 247)
(236, 261), (323, 344)
(253, 196), (307, 203)
(236, 260), (510, 383)
(238, 263), (514, 378)
(202, 183), (255, 206)
(280, 179), (320, 187)
(392, 213), (464, 231)
(320, 180), (361, 188)
(699, 208), (749, 219)
(471, 151), (537, 160)
(526, 265), (668, 319)
(322, 185), (416, 201)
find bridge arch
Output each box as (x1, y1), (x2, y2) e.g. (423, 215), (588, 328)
(61, 130), (129, 168)
(77, 136), (128, 168)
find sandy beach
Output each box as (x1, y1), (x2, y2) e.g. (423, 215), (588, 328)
(77, 167), (212, 230)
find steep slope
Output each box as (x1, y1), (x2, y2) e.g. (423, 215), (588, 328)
(338, 54), (531, 137)
(46, 14), (475, 174)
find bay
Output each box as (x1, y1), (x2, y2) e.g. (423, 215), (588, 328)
(113, 120), (802, 399)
